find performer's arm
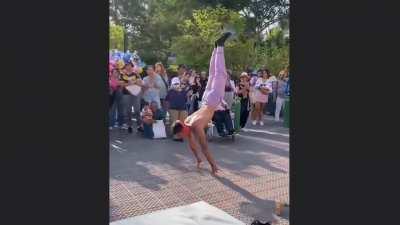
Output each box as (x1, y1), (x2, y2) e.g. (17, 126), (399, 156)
(195, 126), (210, 153)
(188, 135), (198, 152)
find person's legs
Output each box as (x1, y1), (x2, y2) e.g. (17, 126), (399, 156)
(169, 109), (179, 132)
(213, 111), (226, 136)
(223, 110), (234, 134)
(258, 103), (266, 124)
(143, 123), (154, 139)
(202, 47), (227, 109)
(116, 91), (125, 126)
(201, 48), (216, 103)
(250, 103), (257, 124)
(109, 95), (118, 127)
(178, 110), (188, 122)
(275, 97), (284, 121)
(126, 95), (135, 131)
(240, 99), (250, 128)
(121, 95), (130, 127)
(254, 102), (261, 124)
(132, 95), (142, 127)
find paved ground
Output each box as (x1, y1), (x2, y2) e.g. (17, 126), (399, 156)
(110, 116), (289, 225)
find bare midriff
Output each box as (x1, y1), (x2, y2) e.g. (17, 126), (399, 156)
(184, 105), (215, 129)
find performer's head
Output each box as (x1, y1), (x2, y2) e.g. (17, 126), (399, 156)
(172, 121), (189, 139)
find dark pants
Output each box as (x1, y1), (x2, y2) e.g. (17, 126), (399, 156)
(240, 98), (250, 128)
(121, 94), (142, 127)
(143, 123), (154, 139)
(109, 90), (124, 127)
(265, 94), (276, 115)
(213, 110), (234, 136)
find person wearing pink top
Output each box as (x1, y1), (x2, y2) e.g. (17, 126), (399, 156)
(252, 69), (272, 126)
(109, 68), (121, 129)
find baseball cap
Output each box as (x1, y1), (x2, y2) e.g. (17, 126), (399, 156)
(171, 77), (180, 86)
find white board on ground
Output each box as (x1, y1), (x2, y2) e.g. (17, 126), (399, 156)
(110, 201), (245, 225)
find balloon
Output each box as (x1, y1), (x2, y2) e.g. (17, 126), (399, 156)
(123, 53), (132, 64)
(117, 59), (125, 70)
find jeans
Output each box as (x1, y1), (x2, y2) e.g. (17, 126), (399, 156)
(109, 90), (124, 127)
(240, 98), (250, 128)
(213, 110), (234, 136)
(143, 122), (154, 139)
(275, 96), (285, 121)
(121, 94), (142, 127)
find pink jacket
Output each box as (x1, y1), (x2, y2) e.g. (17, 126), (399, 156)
(109, 77), (119, 91)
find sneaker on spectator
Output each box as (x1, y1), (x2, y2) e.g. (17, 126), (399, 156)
(121, 124), (128, 130)
(260, 121), (264, 126)
(109, 126), (113, 130)
(252, 120), (257, 126)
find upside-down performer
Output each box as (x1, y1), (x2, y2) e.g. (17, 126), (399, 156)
(171, 32), (232, 175)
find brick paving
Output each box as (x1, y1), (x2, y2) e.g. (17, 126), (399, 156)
(110, 116), (289, 224)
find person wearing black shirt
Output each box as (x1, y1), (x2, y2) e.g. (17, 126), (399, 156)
(236, 72), (251, 128)
(199, 71), (208, 98)
(188, 75), (202, 115)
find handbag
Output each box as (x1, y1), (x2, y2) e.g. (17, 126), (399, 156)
(126, 84), (141, 96)
(153, 120), (167, 139)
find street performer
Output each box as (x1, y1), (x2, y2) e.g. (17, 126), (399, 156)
(171, 32), (232, 175)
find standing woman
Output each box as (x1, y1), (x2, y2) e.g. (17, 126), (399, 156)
(155, 62), (169, 111)
(236, 72), (251, 128)
(109, 68), (121, 129)
(188, 74), (202, 115)
(252, 69), (272, 126)
(275, 70), (289, 121)
(249, 70), (261, 124)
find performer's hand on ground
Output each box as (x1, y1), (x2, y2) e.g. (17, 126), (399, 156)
(211, 164), (220, 175)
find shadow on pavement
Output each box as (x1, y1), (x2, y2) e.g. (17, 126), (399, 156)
(216, 176), (289, 223)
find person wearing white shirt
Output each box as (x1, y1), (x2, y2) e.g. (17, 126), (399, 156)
(252, 69), (272, 126)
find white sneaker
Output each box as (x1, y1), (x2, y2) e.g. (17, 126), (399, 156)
(109, 126), (113, 130)
(121, 124), (128, 130)
(252, 121), (257, 126)
(260, 121), (264, 126)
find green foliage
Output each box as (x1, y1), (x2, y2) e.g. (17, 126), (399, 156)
(109, 0), (290, 77)
(166, 64), (178, 77)
(109, 23), (124, 50)
(255, 27), (289, 75)
(171, 7), (252, 72)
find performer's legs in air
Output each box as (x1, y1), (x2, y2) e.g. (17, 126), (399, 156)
(202, 33), (230, 109)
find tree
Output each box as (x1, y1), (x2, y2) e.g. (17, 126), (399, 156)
(242, 0), (289, 39)
(197, 0), (289, 40)
(255, 27), (289, 75)
(109, 23), (124, 50)
(171, 7), (256, 75)
(130, 0), (202, 64)
(109, 0), (149, 51)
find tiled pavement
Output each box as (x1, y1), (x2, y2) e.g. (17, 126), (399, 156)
(110, 116), (289, 225)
